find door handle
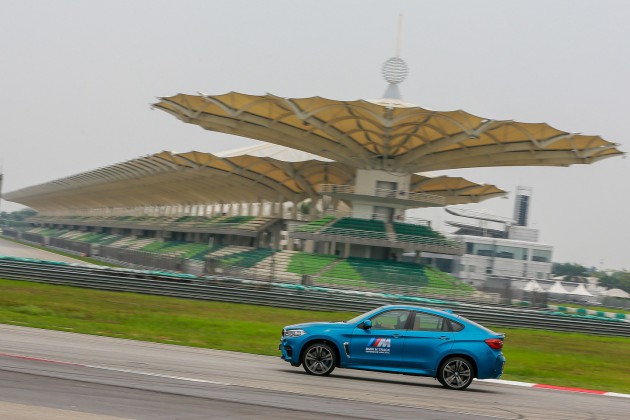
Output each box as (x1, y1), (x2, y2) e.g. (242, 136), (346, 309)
(392, 334), (401, 338)
(439, 336), (450, 340)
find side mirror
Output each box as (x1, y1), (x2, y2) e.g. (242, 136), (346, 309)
(361, 319), (372, 330)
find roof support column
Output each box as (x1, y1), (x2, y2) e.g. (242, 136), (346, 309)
(291, 201), (298, 220)
(308, 197), (317, 221)
(328, 241), (336, 255)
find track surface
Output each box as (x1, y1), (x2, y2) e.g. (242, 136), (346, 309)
(0, 325), (628, 419)
(0, 237), (85, 263)
(1, 238), (628, 418)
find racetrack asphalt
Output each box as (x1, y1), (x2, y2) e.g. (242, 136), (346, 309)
(1, 237), (628, 418)
(0, 324), (628, 420)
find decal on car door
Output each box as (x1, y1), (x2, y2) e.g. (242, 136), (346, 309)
(365, 338), (391, 354)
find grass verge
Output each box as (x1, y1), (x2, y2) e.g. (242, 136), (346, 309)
(0, 277), (628, 393)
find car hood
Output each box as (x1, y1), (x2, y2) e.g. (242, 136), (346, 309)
(285, 321), (352, 330)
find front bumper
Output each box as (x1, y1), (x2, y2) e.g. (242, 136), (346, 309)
(279, 338), (301, 366)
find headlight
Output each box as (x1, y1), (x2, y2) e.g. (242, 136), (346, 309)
(284, 329), (307, 337)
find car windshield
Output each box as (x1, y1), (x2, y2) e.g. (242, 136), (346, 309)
(346, 307), (385, 324)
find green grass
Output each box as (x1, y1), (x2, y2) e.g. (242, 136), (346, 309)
(498, 327), (630, 392)
(0, 277), (628, 393)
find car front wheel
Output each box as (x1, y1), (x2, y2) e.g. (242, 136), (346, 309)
(438, 357), (474, 390)
(302, 342), (336, 376)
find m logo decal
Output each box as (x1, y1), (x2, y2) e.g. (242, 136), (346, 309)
(365, 338), (392, 354)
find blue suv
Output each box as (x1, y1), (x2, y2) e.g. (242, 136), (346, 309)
(280, 305), (505, 390)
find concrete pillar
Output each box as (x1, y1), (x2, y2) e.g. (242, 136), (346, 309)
(302, 240), (313, 253)
(343, 242), (350, 258)
(308, 198), (317, 220)
(291, 201), (298, 220)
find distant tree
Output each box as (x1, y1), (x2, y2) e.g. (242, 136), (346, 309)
(1, 208), (36, 223)
(597, 271), (630, 294)
(299, 200), (311, 215)
(7, 208), (37, 221)
(552, 262), (589, 277)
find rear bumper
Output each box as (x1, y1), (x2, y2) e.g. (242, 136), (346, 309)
(477, 353), (505, 379)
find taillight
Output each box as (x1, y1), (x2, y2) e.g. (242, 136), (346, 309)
(485, 338), (503, 350)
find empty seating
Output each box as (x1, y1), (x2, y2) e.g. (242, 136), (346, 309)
(287, 252), (338, 275)
(322, 217), (388, 240)
(220, 248), (275, 268)
(294, 216), (335, 233)
(393, 221), (441, 238)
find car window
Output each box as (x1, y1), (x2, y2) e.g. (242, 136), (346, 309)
(410, 311), (450, 332)
(455, 315), (495, 334)
(447, 319), (464, 332)
(346, 306), (384, 324)
(370, 310), (411, 330)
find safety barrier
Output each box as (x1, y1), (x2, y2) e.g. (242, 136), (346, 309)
(0, 256), (628, 337)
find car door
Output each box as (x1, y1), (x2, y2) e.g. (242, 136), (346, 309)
(348, 309), (411, 369)
(402, 311), (454, 375)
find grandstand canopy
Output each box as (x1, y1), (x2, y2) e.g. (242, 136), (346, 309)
(445, 207), (515, 224)
(4, 151), (505, 212)
(154, 92), (623, 173)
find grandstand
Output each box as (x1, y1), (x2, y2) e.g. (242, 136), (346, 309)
(2, 56), (623, 298)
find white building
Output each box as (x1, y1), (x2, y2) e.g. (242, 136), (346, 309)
(435, 189), (554, 288)
(452, 233), (553, 287)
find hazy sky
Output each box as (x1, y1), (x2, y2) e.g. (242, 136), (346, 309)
(1, 1), (628, 269)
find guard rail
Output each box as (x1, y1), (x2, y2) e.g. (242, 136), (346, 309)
(0, 256), (628, 337)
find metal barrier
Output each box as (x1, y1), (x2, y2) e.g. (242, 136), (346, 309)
(98, 246), (185, 273)
(1, 229), (19, 239)
(0, 256), (627, 337)
(49, 237), (91, 256)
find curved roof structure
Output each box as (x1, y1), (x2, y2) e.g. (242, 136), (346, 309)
(4, 151), (505, 212)
(154, 92), (624, 173)
(445, 207), (515, 224)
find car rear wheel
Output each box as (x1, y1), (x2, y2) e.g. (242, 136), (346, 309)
(302, 343), (336, 376)
(438, 357), (474, 390)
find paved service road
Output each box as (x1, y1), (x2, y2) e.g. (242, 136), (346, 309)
(0, 325), (627, 419)
(0, 237), (85, 264)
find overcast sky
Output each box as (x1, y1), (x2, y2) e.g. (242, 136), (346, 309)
(1, 0), (628, 270)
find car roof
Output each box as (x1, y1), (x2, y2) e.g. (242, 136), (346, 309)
(377, 304), (456, 317)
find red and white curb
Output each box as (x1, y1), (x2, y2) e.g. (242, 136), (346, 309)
(480, 379), (630, 398)
(2, 352), (628, 399)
